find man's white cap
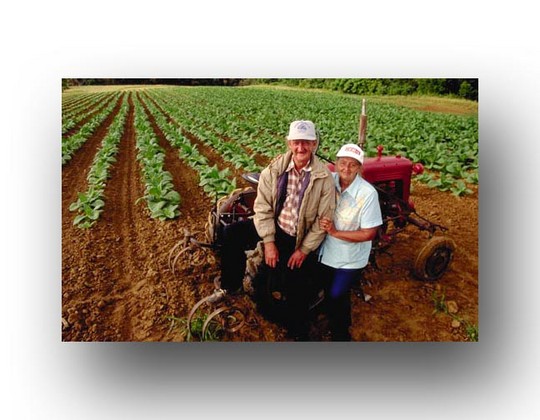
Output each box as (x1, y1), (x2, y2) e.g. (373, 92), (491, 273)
(286, 120), (318, 141)
(336, 143), (364, 165)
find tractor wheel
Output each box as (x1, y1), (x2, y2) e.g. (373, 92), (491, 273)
(413, 236), (456, 281)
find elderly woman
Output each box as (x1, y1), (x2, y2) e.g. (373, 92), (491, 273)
(318, 144), (383, 341)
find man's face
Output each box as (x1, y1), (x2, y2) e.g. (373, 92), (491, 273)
(288, 139), (318, 169)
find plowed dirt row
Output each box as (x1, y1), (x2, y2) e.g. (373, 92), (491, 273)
(62, 94), (118, 139)
(62, 97), (478, 342)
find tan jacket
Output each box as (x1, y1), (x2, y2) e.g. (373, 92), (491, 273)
(253, 151), (336, 255)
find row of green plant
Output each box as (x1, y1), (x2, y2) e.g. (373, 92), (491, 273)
(145, 91), (262, 172)
(62, 92), (123, 165)
(62, 92), (117, 134)
(62, 91), (105, 112)
(146, 86), (477, 195)
(68, 94), (130, 228)
(61, 86), (478, 196)
(149, 88), (286, 158)
(132, 95), (181, 220)
(138, 94), (238, 199)
(62, 90), (112, 114)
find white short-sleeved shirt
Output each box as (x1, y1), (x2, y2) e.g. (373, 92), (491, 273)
(319, 173), (383, 269)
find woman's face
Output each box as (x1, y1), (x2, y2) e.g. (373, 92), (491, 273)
(336, 157), (361, 186)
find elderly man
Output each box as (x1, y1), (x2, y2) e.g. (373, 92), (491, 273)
(216, 120), (335, 340)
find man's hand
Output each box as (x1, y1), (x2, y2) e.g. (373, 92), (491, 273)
(287, 249), (307, 270)
(264, 241), (279, 268)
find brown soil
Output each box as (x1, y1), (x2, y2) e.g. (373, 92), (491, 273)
(62, 95), (478, 342)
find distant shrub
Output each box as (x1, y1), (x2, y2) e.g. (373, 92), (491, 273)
(458, 81), (475, 100)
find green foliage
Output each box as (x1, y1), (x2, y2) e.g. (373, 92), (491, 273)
(431, 288), (448, 314)
(199, 165), (237, 199)
(416, 79), (446, 96)
(138, 93), (240, 200)
(464, 321), (479, 342)
(69, 95), (130, 228)
(165, 314), (223, 342)
(133, 95), (181, 221)
(62, 92), (123, 164)
(459, 81), (474, 99)
(252, 78), (478, 101)
(70, 189), (105, 228)
(431, 288), (478, 342)
(140, 85), (477, 195)
(64, 85), (478, 227)
(450, 180), (473, 197)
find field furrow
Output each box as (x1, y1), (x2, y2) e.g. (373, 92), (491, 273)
(141, 93), (253, 186)
(62, 93), (118, 137)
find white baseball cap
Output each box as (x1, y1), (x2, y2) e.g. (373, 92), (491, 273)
(286, 120), (318, 141)
(336, 143), (364, 165)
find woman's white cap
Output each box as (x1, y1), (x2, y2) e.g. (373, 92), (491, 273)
(336, 143), (364, 164)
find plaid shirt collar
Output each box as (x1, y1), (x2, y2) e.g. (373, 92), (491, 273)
(285, 158), (313, 174)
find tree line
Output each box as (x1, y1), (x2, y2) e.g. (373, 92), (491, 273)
(250, 78), (478, 101)
(63, 78), (243, 88)
(62, 78), (478, 101)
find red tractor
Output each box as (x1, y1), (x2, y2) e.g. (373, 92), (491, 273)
(351, 144), (455, 282)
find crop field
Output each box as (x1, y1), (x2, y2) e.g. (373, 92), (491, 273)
(62, 84), (478, 342)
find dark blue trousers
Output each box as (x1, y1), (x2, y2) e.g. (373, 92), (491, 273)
(320, 264), (363, 341)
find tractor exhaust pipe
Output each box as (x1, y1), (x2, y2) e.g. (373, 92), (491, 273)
(358, 98), (367, 152)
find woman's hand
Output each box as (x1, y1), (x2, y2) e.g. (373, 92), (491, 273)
(319, 216), (335, 235)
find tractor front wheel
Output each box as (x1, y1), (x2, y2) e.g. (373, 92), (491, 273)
(413, 236), (456, 281)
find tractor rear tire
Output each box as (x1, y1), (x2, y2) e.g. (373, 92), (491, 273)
(413, 236), (456, 281)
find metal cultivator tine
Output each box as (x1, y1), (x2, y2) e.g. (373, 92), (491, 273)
(168, 228), (191, 271)
(171, 246), (191, 276)
(202, 306), (246, 337)
(169, 228), (211, 275)
(168, 239), (186, 272)
(187, 290), (246, 340)
(186, 294), (215, 339)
